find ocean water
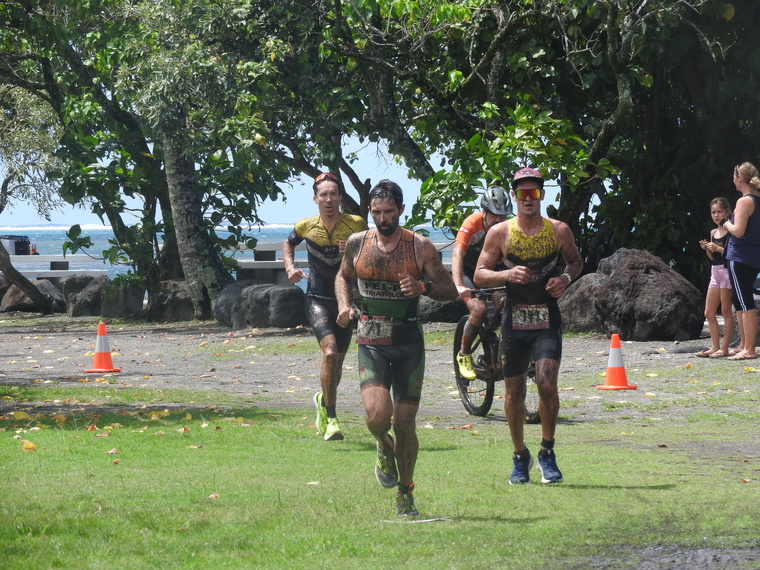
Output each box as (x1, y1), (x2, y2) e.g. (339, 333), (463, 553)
(1, 223), (454, 279)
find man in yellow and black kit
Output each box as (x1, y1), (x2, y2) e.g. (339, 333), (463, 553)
(475, 167), (583, 485)
(283, 172), (368, 441)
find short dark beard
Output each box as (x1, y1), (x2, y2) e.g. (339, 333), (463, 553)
(376, 224), (396, 237)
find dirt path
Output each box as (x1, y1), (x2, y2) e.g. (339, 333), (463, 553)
(0, 314), (738, 425)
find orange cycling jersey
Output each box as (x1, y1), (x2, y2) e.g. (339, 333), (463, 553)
(453, 211), (488, 275)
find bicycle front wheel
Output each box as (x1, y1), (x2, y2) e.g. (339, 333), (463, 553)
(453, 315), (495, 416)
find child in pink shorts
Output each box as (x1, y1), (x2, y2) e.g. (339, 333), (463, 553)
(697, 197), (734, 357)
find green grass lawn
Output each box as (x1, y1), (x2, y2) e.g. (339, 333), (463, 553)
(2, 388), (759, 568)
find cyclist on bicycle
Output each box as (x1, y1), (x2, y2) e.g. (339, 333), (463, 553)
(453, 186), (513, 380)
(475, 167), (583, 485)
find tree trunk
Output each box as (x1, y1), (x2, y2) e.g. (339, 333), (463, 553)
(0, 244), (54, 314)
(161, 122), (234, 320)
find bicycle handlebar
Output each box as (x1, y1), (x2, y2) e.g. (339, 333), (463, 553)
(467, 286), (507, 300)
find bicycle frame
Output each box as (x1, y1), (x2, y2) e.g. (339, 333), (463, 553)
(468, 288), (506, 385)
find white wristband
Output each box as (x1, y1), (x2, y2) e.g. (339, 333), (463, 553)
(561, 272), (572, 284)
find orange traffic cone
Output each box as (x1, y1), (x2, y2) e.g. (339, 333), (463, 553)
(596, 333), (636, 390)
(85, 322), (121, 373)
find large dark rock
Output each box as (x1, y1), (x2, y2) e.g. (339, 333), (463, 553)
(0, 279), (66, 313)
(215, 280), (262, 327)
(62, 274), (111, 316)
(215, 281), (306, 329)
(147, 280), (195, 322)
(558, 274), (604, 333)
(0, 275), (11, 302)
(101, 281), (145, 318)
(418, 297), (467, 323)
(564, 248), (703, 341)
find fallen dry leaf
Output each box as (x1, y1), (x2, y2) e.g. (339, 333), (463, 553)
(22, 440), (37, 451)
(87, 424), (99, 432)
(106, 448), (118, 455)
(208, 493), (220, 499)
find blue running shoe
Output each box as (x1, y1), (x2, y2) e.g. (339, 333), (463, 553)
(536, 448), (564, 483)
(509, 448), (534, 485)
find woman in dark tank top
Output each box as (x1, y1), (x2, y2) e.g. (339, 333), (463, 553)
(723, 162), (760, 360)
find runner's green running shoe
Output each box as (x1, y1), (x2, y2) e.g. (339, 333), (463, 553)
(375, 436), (399, 488)
(313, 391), (327, 436)
(456, 351), (476, 380)
(396, 484), (419, 517)
(324, 417), (344, 441)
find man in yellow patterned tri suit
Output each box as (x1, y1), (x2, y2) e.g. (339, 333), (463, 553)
(282, 172), (368, 441)
(334, 180), (457, 517)
(475, 167), (583, 485)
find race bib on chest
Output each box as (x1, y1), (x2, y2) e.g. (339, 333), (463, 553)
(512, 303), (550, 330)
(357, 315), (393, 345)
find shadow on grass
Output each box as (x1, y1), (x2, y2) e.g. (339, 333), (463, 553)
(453, 515), (549, 524)
(330, 442), (461, 453)
(0, 386), (282, 432)
(550, 483), (677, 491)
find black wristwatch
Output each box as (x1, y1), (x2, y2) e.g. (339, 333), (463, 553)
(720, 218), (729, 226)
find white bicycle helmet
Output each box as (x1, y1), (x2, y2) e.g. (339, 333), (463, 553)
(480, 185), (513, 216)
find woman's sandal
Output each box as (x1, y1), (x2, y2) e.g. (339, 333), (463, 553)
(727, 352), (758, 361)
(696, 350), (715, 357)
(709, 350), (727, 358)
